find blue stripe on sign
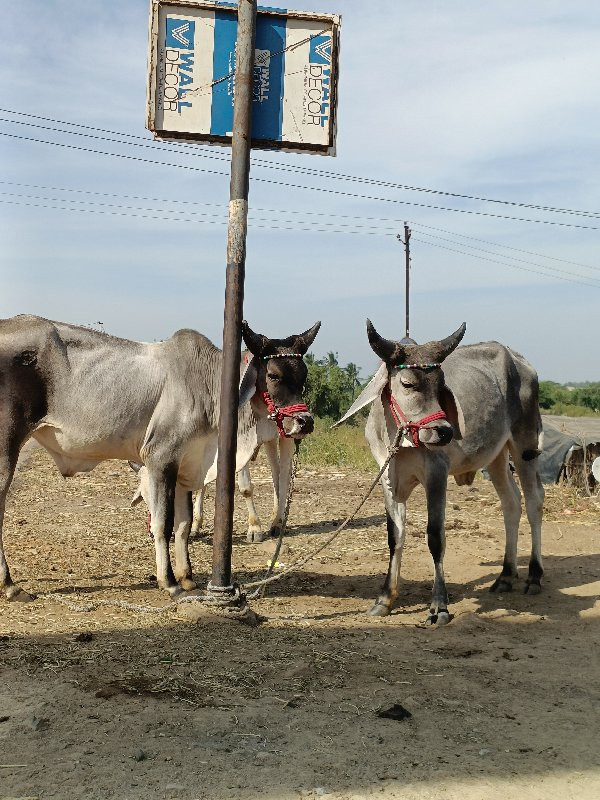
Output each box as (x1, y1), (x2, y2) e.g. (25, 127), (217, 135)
(211, 10), (238, 135)
(252, 15), (285, 141)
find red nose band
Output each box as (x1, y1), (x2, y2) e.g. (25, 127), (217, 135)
(383, 385), (447, 447)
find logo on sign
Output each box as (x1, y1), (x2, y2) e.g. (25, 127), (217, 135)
(254, 49), (271, 103)
(166, 18), (195, 50)
(162, 17), (196, 114)
(312, 38), (332, 65)
(305, 35), (332, 128)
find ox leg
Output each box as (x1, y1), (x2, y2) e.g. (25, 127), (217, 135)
(487, 447), (522, 593)
(511, 449), (544, 595)
(238, 465), (262, 541)
(424, 475), (451, 626)
(265, 438), (282, 537)
(173, 486), (196, 591)
(269, 437), (294, 540)
(1, 447), (36, 602)
(247, 440), (279, 543)
(369, 467), (409, 617)
(147, 464), (180, 596)
(190, 486), (206, 538)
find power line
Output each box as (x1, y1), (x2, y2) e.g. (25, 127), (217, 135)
(3, 179), (599, 275)
(0, 189), (390, 232)
(0, 197), (393, 238)
(3, 193), (599, 289)
(2, 108), (600, 220)
(410, 221), (600, 272)
(411, 236), (600, 289)
(412, 229), (600, 282)
(3, 129), (600, 231)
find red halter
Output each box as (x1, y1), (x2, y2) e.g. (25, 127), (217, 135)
(382, 384), (447, 447)
(260, 391), (310, 438)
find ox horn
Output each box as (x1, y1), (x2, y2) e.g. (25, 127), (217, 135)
(422, 322), (467, 363)
(366, 319), (401, 363)
(294, 321), (321, 354)
(241, 320), (268, 356)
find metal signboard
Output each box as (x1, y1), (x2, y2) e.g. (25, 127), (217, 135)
(147, 0), (340, 155)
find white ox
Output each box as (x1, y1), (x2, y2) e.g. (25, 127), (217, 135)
(0, 315), (320, 601)
(335, 321), (544, 626)
(131, 438), (288, 542)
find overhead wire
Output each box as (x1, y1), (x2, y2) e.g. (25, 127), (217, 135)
(3, 129), (600, 232)
(2, 190), (599, 288)
(2, 108), (600, 220)
(410, 229), (600, 280)
(411, 236), (600, 289)
(2, 180), (600, 274)
(409, 221), (600, 272)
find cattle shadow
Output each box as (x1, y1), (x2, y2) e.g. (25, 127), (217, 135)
(232, 552), (600, 622)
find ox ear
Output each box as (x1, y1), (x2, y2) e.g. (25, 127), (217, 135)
(295, 321), (321, 355)
(331, 361), (389, 428)
(440, 384), (465, 440)
(239, 356), (258, 408)
(241, 320), (268, 356)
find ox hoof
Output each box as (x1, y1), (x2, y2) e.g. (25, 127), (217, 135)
(425, 610), (452, 627)
(368, 602), (391, 617)
(524, 580), (542, 595)
(268, 525), (284, 539)
(166, 584), (184, 598)
(247, 530), (268, 543)
(489, 577), (514, 594)
(178, 577), (197, 592)
(6, 586), (36, 602)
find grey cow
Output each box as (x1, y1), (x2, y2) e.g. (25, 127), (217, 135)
(335, 321), (544, 625)
(0, 315), (320, 601)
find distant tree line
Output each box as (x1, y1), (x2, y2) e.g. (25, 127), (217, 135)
(303, 367), (600, 420)
(539, 381), (600, 416)
(304, 352), (364, 421)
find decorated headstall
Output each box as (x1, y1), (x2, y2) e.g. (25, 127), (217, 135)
(331, 320), (467, 448)
(258, 352), (310, 438)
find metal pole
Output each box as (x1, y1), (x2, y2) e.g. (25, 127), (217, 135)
(403, 222), (411, 340)
(211, 0), (257, 591)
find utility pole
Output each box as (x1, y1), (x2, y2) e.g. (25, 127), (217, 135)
(397, 222), (411, 340)
(210, 0), (257, 596)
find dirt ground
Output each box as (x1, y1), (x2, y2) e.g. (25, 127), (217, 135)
(1, 445), (599, 800)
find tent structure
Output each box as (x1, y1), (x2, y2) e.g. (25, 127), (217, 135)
(539, 415), (600, 489)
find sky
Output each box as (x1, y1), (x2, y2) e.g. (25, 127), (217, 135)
(1, 1), (600, 383)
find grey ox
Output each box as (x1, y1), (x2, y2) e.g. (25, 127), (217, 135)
(0, 315), (320, 601)
(335, 321), (544, 625)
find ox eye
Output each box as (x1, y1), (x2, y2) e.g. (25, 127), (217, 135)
(400, 379), (415, 389)
(267, 372), (279, 381)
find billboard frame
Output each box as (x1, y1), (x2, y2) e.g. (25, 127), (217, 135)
(146, 0), (340, 156)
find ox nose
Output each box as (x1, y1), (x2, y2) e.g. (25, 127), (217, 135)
(436, 425), (454, 445)
(419, 424), (454, 447)
(282, 412), (314, 437)
(297, 413), (314, 435)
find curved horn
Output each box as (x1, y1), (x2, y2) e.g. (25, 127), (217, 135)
(425, 322), (467, 363)
(366, 319), (402, 363)
(241, 320), (268, 356)
(295, 321), (321, 354)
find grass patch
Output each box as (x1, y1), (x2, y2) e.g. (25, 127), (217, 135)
(297, 417), (376, 470)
